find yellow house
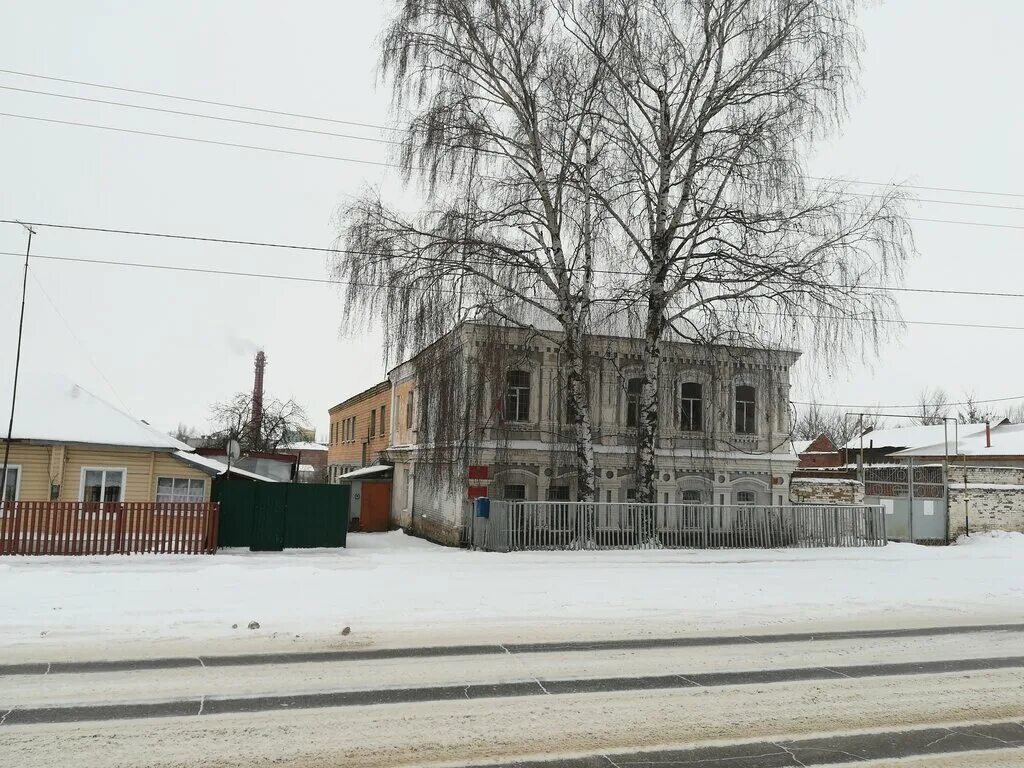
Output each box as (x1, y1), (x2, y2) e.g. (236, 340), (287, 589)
(0, 379), (268, 506)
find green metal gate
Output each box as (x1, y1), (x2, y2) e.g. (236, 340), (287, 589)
(212, 480), (350, 550)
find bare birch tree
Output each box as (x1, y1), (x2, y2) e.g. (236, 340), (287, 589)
(332, 0), (612, 499)
(560, 0), (913, 502)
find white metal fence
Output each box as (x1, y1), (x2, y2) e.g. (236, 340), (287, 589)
(470, 501), (886, 551)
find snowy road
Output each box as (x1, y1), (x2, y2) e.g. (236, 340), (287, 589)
(3, 623), (1023, 767)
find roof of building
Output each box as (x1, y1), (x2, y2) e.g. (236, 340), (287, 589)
(328, 380), (391, 414)
(339, 463), (393, 480)
(0, 375), (192, 451)
(385, 320), (802, 378)
(792, 439), (813, 455)
(843, 423), (990, 453)
(893, 422), (1024, 458)
(281, 441), (328, 452)
(172, 451), (277, 482)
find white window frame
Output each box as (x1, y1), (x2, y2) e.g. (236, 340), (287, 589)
(155, 476), (207, 503)
(1, 464), (21, 502)
(1, 464), (21, 515)
(79, 466), (128, 503)
(505, 370), (532, 423)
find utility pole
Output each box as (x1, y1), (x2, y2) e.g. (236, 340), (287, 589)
(1, 224), (34, 512)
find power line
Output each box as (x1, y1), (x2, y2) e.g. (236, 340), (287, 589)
(0, 112), (405, 170)
(4, 219), (1024, 299)
(10, 249), (1024, 334)
(0, 84), (406, 147)
(6, 67), (1024, 203)
(805, 176), (1024, 201)
(10, 84), (1024, 216)
(14, 82), (1024, 217)
(793, 394), (1024, 409)
(0, 67), (405, 133)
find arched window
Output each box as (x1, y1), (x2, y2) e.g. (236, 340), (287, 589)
(679, 382), (703, 431)
(681, 489), (702, 504)
(736, 490), (757, 506)
(626, 377), (644, 427)
(735, 384), (756, 434)
(505, 370), (531, 422)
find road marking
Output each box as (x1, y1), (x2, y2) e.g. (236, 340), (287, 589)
(458, 721), (1024, 767)
(4, 623), (1024, 677)
(4, 655), (1024, 726)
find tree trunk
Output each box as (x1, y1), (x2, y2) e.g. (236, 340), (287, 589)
(635, 279), (667, 544)
(566, 345), (596, 503)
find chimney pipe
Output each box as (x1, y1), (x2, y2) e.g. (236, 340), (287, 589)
(985, 421), (991, 448)
(250, 350), (266, 448)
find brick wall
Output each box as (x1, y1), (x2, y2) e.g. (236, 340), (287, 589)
(790, 477), (865, 504)
(948, 465), (1024, 538)
(327, 381), (392, 479)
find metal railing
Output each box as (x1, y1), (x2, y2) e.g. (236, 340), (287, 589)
(472, 501), (886, 551)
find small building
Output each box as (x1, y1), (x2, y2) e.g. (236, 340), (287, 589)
(1, 378), (216, 505)
(338, 463), (393, 532)
(281, 440), (329, 483)
(327, 380), (391, 482)
(195, 448), (297, 482)
(793, 434), (842, 468)
(892, 422), (1024, 539)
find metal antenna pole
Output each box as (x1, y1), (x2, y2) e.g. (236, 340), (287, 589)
(1, 225), (34, 512)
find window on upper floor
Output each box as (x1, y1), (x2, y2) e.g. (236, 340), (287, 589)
(406, 394), (414, 430)
(370, 409), (376, 437)
(626, 377), (644, 428)
(505, 370), (531, 423)
(679, 382), (703, 431)
(379, 405), (387, 437)
(735, 384), (756, 434)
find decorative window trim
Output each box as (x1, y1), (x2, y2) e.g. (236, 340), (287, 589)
(505, 369), (533, 423)
(625, 376), (644, 428)
(734, 383), (757, 435)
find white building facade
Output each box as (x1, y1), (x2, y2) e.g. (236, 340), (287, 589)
(386, 324), (800, 546)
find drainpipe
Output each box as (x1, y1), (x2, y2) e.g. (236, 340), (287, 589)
(985, 421), (991, 448)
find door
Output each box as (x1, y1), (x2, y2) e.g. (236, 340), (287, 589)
(250, 484), (288, 551)
(360, 481), (392, 532)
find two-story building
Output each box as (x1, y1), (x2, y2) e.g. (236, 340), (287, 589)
(326, 380), (392, 482)
(383, 323), (800, 546)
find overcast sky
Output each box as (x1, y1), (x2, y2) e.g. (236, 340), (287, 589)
(1, 0), (1022, 438)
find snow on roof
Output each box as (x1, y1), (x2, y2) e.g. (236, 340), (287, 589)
(282, 441), (328, 452)
(0, 375), (191, 451)
(339, 464), (393, 479)
(172, 451), (277, 482)
(843, 423), (989, 452)
(792, 439), (813, 455)
(893, 422), (1024, 458)
(297, 464), (316, 473)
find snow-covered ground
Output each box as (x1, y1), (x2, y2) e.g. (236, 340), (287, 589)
(1, 531), (1022, 660)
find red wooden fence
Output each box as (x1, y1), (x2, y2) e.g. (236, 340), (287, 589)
(0, 502), (220, 555)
